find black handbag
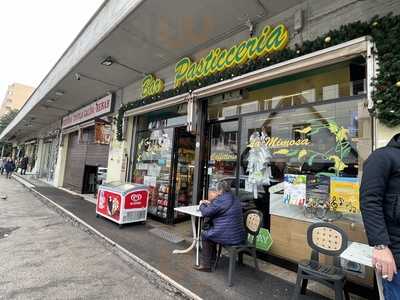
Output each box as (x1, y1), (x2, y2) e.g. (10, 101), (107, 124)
(202, 217), (213, 231)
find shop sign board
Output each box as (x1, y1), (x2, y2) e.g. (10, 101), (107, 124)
(62, 94), (113, 129)
(142, 74), (165, 97)
(174, 24), (289, 87)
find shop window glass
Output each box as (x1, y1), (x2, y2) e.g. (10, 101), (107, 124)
(138, 104), (187, 131)
(208, 60), (366, 120)
(239, 98), (371, 221)
(79, 127), (95, 144)
(133, 128), (174, 219)
(207, 121), (239, 190)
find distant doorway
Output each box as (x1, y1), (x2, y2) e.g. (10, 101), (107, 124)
(82, 165), (97, 194)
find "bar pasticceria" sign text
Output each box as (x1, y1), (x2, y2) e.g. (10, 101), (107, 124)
(142, 74), (165, 98)
(174, 24), (289, 87)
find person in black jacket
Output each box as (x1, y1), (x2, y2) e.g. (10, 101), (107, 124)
(360, 133), (400, 298)
(20, 156), (29, 175)
(4, 158), (16, 179)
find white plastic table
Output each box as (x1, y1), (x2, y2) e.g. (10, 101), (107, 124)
(340, 242), (384, 300)
(172, 205), (203, 266)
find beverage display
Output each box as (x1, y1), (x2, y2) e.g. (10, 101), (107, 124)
(133, 126), (195, 223)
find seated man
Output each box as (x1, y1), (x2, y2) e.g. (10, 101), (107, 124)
(194, 181), (246, 272)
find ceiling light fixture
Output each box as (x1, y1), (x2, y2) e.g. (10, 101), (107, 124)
(100, 55), (145, 75)
(46, 98), (55, 103)
(73, 72), (122, 88)
(101, 56), (114, 66)
(55, 90), (65, 97)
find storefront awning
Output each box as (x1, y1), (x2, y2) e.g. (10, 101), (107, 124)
(123, 36), (373, 119)
(124, 93), (190, 118)
(192, 37), (371, 100)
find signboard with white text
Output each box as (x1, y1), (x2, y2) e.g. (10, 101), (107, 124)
(62, 94), (113, 129)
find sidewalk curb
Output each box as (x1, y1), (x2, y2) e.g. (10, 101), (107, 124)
(12, 175), (202, 300)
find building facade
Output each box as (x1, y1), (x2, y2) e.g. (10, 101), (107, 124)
(0, 83), (34, 116)
(1, 0), (400, 296)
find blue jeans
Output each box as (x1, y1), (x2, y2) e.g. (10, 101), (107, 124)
(383, 272), (400, 300)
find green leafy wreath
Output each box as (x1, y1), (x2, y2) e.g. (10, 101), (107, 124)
(117, 14), (400, 141)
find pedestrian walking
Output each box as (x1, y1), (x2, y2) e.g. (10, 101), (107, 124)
(29, 156), (35, 172)
(360, 133), (400, 300)
(4, 158), (16, 179)
(20, 156), (29, 175)
(0, 157), (4, 175)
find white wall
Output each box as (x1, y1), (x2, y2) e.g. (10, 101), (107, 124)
(53, 134), (68, 187)
(105, 116), (134, 183)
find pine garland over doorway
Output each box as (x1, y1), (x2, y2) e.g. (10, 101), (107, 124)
(117, 14), (400, 141)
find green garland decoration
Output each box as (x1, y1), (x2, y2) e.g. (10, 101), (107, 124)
(117, 14), (400, 141)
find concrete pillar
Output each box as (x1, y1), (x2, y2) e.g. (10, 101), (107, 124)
(32, 139), (44, 176)
(105, 117), (134, 184)
(53, 134), (68, 187)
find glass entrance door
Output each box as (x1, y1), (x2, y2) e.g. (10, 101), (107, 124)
(133, 126), (196, 224)
(206, 120), (239, 192)
(171, 127), (196, 222)
(133, 127), (174, 221)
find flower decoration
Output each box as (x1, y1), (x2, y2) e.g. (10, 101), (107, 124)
(328, 155), (348, 172)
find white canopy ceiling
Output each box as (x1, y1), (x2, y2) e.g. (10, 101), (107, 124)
(1, 0), (303, 142)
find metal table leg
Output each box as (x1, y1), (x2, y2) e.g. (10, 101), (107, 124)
(172, 215), (197, 255)
(196, 217), (201, 266)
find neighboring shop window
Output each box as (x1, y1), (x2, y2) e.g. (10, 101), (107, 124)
(79, 127), (95, 144)
(208, 59), (366, 120)
(137, 103), (187, 131)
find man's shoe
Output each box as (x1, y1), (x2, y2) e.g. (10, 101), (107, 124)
(193, 264), (211, 272)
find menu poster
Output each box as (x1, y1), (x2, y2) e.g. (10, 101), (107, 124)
(283, 174), (307, 206)
(95, 123), (111, 144)
(330, 176), (360, 213)
(306, 175), (330, 206)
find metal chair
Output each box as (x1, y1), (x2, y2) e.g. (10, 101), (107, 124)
(214, 209), (263, 286)
(292, 222), (350, 300)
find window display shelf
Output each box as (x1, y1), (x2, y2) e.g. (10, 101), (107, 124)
(269, 193), (363, 224)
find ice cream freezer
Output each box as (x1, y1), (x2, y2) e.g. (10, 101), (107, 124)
(96, 182), (149, 227)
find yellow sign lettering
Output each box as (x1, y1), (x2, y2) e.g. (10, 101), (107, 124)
(142, 74), (165, 97)
(174, 24), (289, 87)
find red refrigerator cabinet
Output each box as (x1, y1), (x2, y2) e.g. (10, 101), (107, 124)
(96, 182), (149, 226)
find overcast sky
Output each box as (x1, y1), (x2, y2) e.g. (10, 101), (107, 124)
(0, 0), (104, 105)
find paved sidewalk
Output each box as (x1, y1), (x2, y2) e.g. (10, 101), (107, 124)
(11, 175), (330, 300)
(0, 176), (182, 300)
